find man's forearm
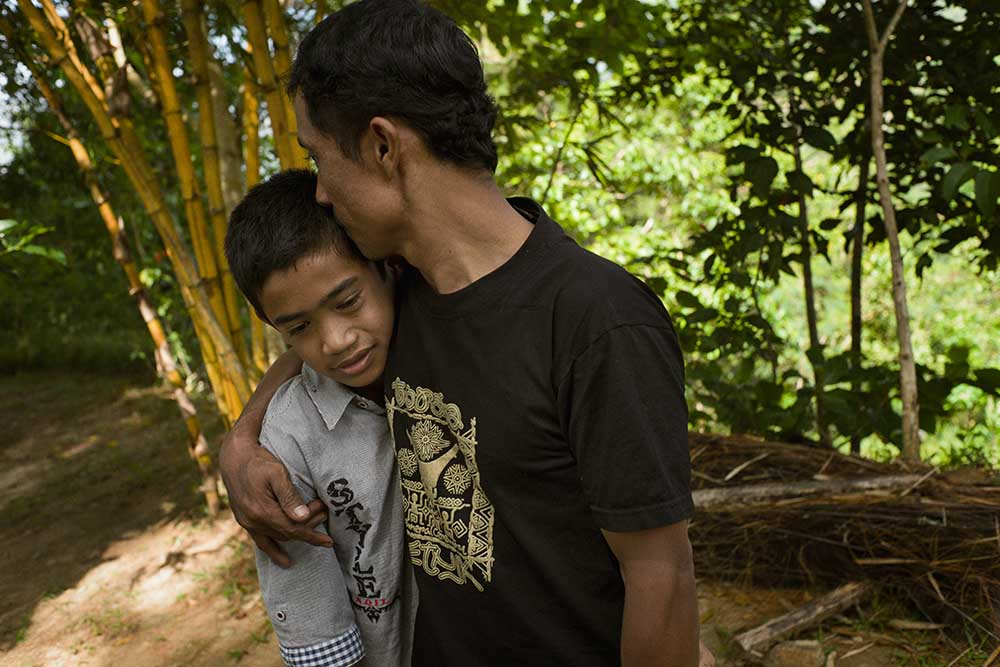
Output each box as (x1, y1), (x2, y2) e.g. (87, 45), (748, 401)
(221, 350), (302, 464)
(620, 561), (699, 667)
(603, 524), (700, 667)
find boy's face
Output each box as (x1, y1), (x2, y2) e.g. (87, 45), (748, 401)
(258, 248), (394, 392)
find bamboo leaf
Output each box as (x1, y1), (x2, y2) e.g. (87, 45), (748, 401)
(942, 162), (976, 201)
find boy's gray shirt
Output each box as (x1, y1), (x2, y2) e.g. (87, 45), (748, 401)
(254, 363), (417, 667)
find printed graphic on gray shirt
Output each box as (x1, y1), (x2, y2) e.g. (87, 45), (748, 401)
(327, 477), (401, 623)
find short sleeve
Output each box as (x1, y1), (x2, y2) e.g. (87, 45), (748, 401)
(254, 530), (364, 665)
(557, 323), (693, 532)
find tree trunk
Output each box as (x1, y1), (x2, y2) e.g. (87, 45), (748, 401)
(850, 152), (871, 455)
(862, 0), (921, 462)
(792, 126), (832, 448)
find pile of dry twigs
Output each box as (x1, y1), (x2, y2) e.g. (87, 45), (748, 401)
(688, 433), (1000, 638)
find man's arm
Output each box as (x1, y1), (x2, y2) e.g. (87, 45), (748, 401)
(219, 349), (332, 567)
(602, 521), (700, 667)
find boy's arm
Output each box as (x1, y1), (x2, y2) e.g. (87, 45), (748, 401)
(254, 476), (364, 666)
(602, 523), (700, 667)
(220, 349), (332, 567)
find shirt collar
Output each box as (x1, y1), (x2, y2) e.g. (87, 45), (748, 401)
(300, 363), (355, 431)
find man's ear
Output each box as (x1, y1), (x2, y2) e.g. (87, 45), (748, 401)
(366, 116), (401, 177)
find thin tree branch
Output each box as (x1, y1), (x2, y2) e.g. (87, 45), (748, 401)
(540, 100), (585, 207)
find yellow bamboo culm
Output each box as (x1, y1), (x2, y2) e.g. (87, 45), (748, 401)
(178, 0), (252, 371)
(140, 0), (229, 331)
(240, 71), (270, 375)
(262, 0), (309, 168)
(16, 0), (252, 420)
(242, 0), (298, 169)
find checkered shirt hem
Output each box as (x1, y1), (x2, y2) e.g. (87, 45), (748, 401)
(279, 625), (364, 667)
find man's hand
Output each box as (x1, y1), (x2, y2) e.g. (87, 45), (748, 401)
(217, 349), (324, 567)
(220, 432), (332, 567)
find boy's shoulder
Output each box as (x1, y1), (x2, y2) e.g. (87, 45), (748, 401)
(261, 363), (355, 450)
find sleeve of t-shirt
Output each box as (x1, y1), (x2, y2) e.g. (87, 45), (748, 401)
(556, 323), (694, 532)
(256, 422), (364, 666)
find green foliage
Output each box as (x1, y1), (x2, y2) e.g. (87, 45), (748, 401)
(1, 0), (997, 466)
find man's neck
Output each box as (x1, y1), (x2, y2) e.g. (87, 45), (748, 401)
(396, 165), (534, 295)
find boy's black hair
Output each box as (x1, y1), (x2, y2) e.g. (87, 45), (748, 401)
(225, 169), (366, 322)
(287, 0), (499, 173)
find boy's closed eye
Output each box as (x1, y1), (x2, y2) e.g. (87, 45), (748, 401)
(337, 292), (363, 311)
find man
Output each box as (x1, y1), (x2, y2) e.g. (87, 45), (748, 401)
(221, 1), (703, 664)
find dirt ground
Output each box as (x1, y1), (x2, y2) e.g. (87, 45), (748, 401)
(0, 372), (989, 667)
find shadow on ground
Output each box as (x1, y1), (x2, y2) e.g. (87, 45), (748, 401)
(0, 371), (222, 651)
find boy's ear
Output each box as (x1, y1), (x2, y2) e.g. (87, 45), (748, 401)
(366, 116), (401, 176)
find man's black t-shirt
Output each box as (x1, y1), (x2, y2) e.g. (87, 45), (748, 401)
(385, 198), (693, 666)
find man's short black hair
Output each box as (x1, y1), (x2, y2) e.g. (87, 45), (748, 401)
(225, 169), (365, 322)
(288, 0), (499, 172)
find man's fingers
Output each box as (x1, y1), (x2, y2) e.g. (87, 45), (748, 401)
(288, 522), (334, 549)
(305, 499), (328, 529)
(270, 468), (311, 522)
(249, 530), (292, 568)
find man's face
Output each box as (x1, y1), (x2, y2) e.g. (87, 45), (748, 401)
(258, 248), (394, 391)
(295, 94), (401, 260)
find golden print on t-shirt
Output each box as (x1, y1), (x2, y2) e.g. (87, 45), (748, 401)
(386, 378), (495, 592)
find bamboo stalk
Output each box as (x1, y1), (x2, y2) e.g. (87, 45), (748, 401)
(242, 68), (262, 189)
(11, 28), (222, 513)
(140, 0), (229, 327)
(178, 0), (251, 370)
(262, 0), (309, 167)
(242, 2), (297, 168)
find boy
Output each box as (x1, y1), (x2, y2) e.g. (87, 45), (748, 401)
(225, 169), (416, 667)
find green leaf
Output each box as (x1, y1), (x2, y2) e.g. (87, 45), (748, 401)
(974, 170), (1000, 218)
(802, 127), (836, 152)
(727, 145), (759, 165)
(20, 244), (67, 265)
(746, 157), (778, 195)
(684, 307), (718, 324)
(0, 219), (17, 234)
(974, 368), (1000, 394)
(942, 162), (976, 201)
(786, 170), (814, 197)
(675, 290), (701, 309)
(920, 146), (956, 165)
